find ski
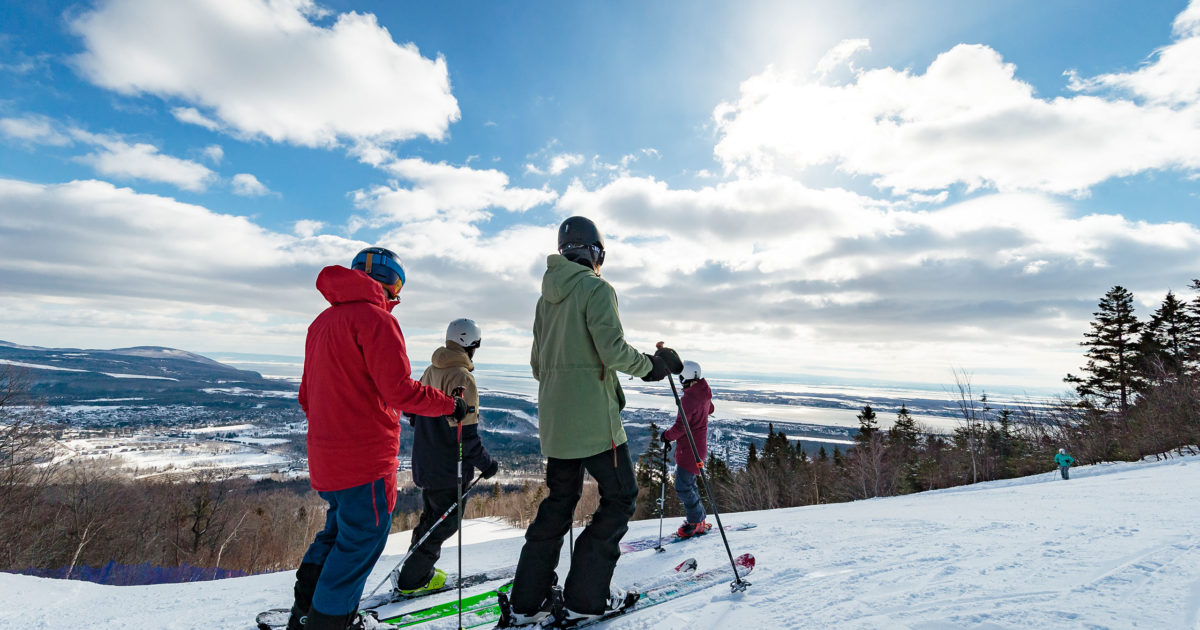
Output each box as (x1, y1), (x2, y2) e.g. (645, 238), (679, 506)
(374, 558), (700, 629)
(619, 522), (757, 553)
(529, 553), (754, 629)
(254, 567), (516, 630)
(373, 581), (515, 628)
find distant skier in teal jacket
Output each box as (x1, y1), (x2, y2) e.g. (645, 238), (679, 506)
(1054, 448), (1075, 480)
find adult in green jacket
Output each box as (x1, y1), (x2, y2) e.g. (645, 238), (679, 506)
(502, 216), (681, 628)
(1055, 448), (1075, 480)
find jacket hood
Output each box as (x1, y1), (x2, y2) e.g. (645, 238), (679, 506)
(316, 265), (393, 311)
(431, 343), (474, 372)
(684, 378), (711, 399)
(541, 254), (597, 304)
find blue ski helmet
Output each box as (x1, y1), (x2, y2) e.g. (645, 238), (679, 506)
(351, 247), (406, 298)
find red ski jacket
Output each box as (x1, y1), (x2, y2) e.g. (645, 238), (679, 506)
(299, 266), (455, 506)
(663, 378), (714, 475)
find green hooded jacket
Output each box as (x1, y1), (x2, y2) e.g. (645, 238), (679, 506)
(531, 254), (653, 459)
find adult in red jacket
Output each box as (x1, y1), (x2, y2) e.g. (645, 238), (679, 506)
(288, 247), (467, 630)
(661, 361), (714, 538)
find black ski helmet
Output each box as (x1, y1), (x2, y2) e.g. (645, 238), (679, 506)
(557, 216), (605, 267)
(351, 247), (406, 298)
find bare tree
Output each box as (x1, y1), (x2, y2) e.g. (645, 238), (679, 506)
(0, 365), (61, 569)
(58, 461), (122, 579)
(952, 369), (982, 484)
(212, 509), (250, 578)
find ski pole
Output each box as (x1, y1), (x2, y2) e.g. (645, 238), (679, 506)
(367, 473), (483, 598)
(659, 350), (749, 592)
(454, 387), (466, 630)
(367, 395), (478, 599)
(654, 437), (668, 553)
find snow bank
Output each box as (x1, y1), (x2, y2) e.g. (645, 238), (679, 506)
(3, 455), (1198, 629)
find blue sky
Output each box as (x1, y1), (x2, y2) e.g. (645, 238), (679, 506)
(1, 0), (1199, 391)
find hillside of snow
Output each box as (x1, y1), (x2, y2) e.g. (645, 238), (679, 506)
(4, 455), (1198, 629)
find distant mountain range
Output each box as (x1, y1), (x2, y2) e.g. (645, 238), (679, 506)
(0, 340), (297, 408)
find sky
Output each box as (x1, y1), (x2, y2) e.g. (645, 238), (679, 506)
(1, 0), (1199, 392)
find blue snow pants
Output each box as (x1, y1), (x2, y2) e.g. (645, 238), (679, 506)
(674, 468), (706, 524)
(301, 476), (394, 616)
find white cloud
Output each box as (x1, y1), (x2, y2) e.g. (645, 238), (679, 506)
(547, 153), (584, 175)
(1066, 0), (1200, 106)
(814, 38), (870, 78)
(0, 115), (72, 146)
(715, 31), (1200, 195)
(354, 158), (557, 226)
(77, 137), (216, 192)
(2, 113), (217, 191)
(553, 174), (1200, 386)
(71, 0), (460, 147)
(172, 106), (221, 131)
(3, 166), (1197, 385)
(293, 219), (324, 238)
(231, 173), (271, 196)
(525, 152), (584, 176)
(0, 175), (550, 364)
(201, 144), (223, 164)
(0, 177), (360, 315)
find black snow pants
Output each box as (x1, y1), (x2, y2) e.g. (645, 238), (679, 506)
(394, 486), (461, 590)
(509, 443), (638, 616)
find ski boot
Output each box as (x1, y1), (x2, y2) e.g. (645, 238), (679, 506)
(347, 611), (385, 630)
(676, 519), (712, 539)
(549, 587), (639, 627)
(397, 567), (448, 596)
(303, 607), (385, 630)
(286, 562), (322, 630)
(497, 578), (560, 627)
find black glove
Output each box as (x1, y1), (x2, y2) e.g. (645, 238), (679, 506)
(654, 345), (684, 374)
(451, 397), (470, 422)
(661, 439), (672, 454)
(641, 353), (669, 382)
(404, 412), (417, 427)
(480, 460), (499, 480)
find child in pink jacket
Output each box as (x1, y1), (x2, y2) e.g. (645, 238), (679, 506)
(661, 361), (714, 538)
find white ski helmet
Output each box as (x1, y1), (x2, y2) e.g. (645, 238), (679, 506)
(446, 318), (481, 349)
(1059, 448), (1066, 454)
(680, 360), (702, 382)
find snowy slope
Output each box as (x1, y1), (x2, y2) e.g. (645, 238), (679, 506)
(4, 455), (1199, 630)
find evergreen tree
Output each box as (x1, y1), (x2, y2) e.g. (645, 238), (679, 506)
(1191, 279), (1200, 371)
(833, 446), (844, 467)
(1065, 285), (1143, 414)
(1139, 291), (1200, 378)
(797, 442), (809, 463)
(994, 408), (1015, 478)
(634, 423), (676, 520)
(746, 441), (759, 467)
(635, 423), (669, 490)
(887, 404), (920, 450)
(706, 452), (733, 484)
(854, 405), (879, 445)
(817, 445), (828, 462)
(763, 425), (792, 468)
